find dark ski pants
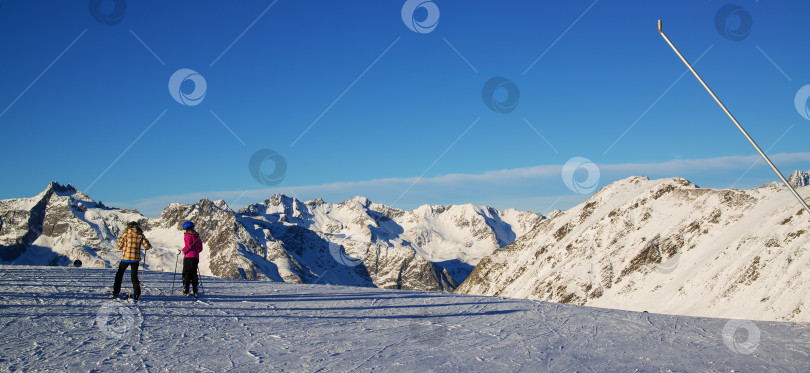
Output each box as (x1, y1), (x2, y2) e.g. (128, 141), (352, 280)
(113, 261), (140, 298)
(182, 257), (199, 294)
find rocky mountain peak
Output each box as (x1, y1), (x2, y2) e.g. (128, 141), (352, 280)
(264, 194), (280, 205)
(213, 199), (230, 210)
(39, 182), (76, 199)
(45, 181), (76, 194)
(347, 196), (371, 208)
(306, 197), (325, 206)
(788, 170), (810, 187)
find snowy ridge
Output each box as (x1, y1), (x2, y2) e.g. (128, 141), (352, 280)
(1, 265), (807, 371)
(762, 170), (810, 188)
(0, 183), (542, 291)
(456, 176), (810, 322)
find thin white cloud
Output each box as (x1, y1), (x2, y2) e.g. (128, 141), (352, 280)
(601, 152), (810, 175)
(113, 152), (810, 217)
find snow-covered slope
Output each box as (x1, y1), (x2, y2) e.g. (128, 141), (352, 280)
(457, 176), (810, 322)
(0, 183), (541, 291)
(1, 265), (807, 371)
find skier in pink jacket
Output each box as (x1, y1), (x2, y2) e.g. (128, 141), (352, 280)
(180, 221), (203, 296)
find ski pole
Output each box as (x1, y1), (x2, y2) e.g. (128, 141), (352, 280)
(171, 252), (179, 294)
(658, 20), (810, 217)
(140, 249), (144, 295)
(197, 266), (204, 294)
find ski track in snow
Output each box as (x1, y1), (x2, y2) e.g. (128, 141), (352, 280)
(0, 265), (808, 372)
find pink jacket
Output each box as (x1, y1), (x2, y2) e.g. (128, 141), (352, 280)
(182, 231), (203, 258)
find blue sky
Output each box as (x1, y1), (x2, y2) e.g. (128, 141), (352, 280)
(1, 0), (809, 216)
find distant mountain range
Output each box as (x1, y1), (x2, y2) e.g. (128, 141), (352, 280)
(0, 182), (541, 291)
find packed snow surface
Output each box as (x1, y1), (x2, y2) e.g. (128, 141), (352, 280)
(1, 265), (808, 372)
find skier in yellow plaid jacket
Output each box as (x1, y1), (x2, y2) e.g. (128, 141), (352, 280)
(111, 221), (152, 300)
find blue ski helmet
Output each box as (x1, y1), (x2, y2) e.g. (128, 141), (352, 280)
(182, 221), (195, 230)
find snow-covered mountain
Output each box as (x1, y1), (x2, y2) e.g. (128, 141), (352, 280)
(456, 176), (810, 322)
(0, 183), (144, 267)
(788, 170), (810, 187)
(237, 194), (541, 286)
(0, 182), (542, 291)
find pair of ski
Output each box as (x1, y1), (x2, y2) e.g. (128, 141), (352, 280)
(179, 291), (201, 299)
(107, 291), (201, 302)
(110, 293), (139, 303)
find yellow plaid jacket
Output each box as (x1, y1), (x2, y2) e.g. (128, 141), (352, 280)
(116, 227), (152, 261)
